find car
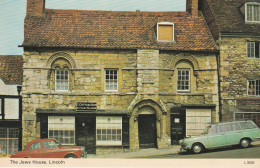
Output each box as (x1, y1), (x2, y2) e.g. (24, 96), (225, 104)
(10, 139), (86, 158)
(179, 120), (260, 154)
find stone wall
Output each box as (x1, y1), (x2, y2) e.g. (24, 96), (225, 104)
(219, 37), (260, 121)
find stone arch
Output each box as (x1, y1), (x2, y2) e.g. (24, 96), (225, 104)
(131, 99), (164, 121)
(170, 53), (199, 70)
(46, 51), (76, 69)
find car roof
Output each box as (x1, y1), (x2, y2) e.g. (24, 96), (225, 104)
(212, 120), (253, 126)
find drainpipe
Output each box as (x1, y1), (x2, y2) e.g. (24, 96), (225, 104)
(216, 49), (222, 122)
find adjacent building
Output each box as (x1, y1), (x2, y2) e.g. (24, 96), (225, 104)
(0, 55), (23, 156)
(21, 0), (219, 154)
(199, 0), (260, 126)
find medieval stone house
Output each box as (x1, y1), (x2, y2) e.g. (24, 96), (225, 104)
(21, 0), (219, 154)
(0, 55), (23, 156)
(199, 0), (260, 127)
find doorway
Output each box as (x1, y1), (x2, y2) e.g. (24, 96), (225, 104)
(138, 114), (157, 148)
(76, 115), (96, 154)
(171, 108), (186, 145)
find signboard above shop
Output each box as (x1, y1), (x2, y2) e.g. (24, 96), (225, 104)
(76, 102), (97, 112)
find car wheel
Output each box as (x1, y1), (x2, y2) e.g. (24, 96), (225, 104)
(192, 143), (203, 154)
(64, 154), (77, 158)
(240, 138), (250, 148)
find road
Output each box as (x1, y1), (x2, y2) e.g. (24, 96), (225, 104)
(145, 144), (260, 158)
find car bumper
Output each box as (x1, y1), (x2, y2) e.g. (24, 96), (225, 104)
(180, 145), (190, 151)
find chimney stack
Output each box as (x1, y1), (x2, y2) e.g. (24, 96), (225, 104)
(186, 0), (199, 18)
(27, 0), (45, 16)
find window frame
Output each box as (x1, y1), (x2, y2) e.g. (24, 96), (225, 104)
(105, 69), (118, 92)
(177, 69), (191, 92)
(246, 42), (260, 59)
(157, 22), (175, 42)
(55, 69), (69, 92)
(245, 2), (260, 23)
(247, 80), (260, 96)
(48, 116), (75, 145)
(96, 116), (122, 146)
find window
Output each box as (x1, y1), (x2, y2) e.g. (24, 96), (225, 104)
(44, 141), (57, 149)
(247, 80), (260, 96)
(239, 122), (257, 130)
(234, 112), (260, 127)
(177, 69), (190, 91)
(55, 70), (69, 91)
(29, 142), (41, 150)
(0, 128), (19, 155)
(247, 42), (260, 58)
(245, 3), (260, 23)
(96, 116), (122, 145)
(105, 69), (118, 91)
(48, 116), (75, 145)
(157, 22), (174, 41)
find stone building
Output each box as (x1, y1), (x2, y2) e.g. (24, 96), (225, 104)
(0, 55), (23, 156)
(21, 0), (219, 154)
(199, 0), (260, 126)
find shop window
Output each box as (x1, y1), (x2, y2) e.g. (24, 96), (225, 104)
(105, 69), (118, 91)
(245, 2), (260, 23)
(96, 116), (122, 145)
(247, 80), (260, 96)
(234, 112), (260, 127)
(48, 116), (75, 145)
(0, 128), (19, 155)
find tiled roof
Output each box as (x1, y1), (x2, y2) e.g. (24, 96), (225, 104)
(0, 55), (23, 85)
(22, 9), (217, 51)
(205, 0), (260, 35)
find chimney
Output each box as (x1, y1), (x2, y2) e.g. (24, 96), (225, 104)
(186, 0), (199, 18)
(27, 0), (45, 16)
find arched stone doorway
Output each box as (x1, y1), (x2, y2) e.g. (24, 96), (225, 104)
(129, 99), (167, 150)
(138, 106), (157, 148)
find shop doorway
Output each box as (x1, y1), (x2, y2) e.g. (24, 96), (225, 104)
(138, 114), (157, 148)
(76, 116), (96, 154)
(171, 108), (186, 145)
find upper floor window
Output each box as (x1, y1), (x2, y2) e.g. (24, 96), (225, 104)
(248, 80), (260, 96)
(55, 69), (69, 91)
(157, 22), (174, 42)
(245, 3), (260, 23)
(51, 58), (71, 91)
(105, 69), (118, 91)
(177, 69), (190, 91)
(247, 42), (260, 58)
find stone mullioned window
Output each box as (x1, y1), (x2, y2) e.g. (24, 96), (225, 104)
(245, 2), (260, 23)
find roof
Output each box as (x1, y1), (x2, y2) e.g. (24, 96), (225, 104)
(0, 55), (23, 85)
(22, 9), (217, 52)
(204, 0), (260, 36)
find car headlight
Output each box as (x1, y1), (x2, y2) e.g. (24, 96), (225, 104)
(81, 147), (85, 153)
(179, 139), (184, 145)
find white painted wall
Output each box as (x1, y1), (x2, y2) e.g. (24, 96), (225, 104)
(0, 79), (20, 119)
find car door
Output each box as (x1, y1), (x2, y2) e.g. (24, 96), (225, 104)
(41, 141), (60, 158)
(225, 123), (242, 145)
(26, 142), (42, 158)
(207, 125), (227, 148)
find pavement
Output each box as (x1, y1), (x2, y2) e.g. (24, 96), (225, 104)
(87, 145), (181, 158)
(87, 141), (260, 159)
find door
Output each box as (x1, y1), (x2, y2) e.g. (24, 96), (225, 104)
(208, 125), (227, 148)
(76, 115), (96, 154)
(138, 114), (157, 148)
(171, 108), (186, 145)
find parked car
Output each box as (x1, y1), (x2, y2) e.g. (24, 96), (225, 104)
(179, 120), (260, 154)
(10, 139), (86, 158)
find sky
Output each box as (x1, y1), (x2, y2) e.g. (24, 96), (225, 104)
(0, 0), (186, 55)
